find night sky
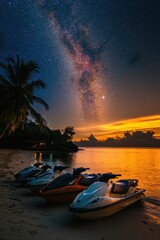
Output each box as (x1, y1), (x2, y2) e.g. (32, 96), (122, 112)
(1, 0), (160, 139)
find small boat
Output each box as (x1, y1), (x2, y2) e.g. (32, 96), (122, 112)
(26, 165), (69, 193)
(69, 173), (145, 220)
(40, 167), (101, 203)
(14, 162), (43, 180)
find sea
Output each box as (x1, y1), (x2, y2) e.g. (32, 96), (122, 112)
(32, 147), (160, 200)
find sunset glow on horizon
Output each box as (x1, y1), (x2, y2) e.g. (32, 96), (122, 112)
(74, 115), (160, 141)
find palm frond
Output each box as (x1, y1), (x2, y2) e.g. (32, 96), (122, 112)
(20, 62), (39, 85)
(7, 63), (16, 82)
(29, 95), (49, 110)
(6, 56), (16, 64)
(25, 79), (47, 92)
(1, 56), (16, 84)
(0, 62), (12, 79)
(0, 75), (12, 87)
(29, 106), (47, 127)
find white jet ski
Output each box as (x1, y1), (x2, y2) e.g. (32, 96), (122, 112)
(69, 173), (145, 220)
(26, 165), (69, 193)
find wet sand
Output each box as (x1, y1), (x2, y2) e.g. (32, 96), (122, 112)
(0, 149), (160, 240)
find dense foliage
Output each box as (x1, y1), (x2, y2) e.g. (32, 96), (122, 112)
(0, 121), (78, 152)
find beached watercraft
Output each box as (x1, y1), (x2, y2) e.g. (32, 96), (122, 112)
(17, 163), (52, 185)
(14, 162), (43, 180)
(40, 167), (101, 203)
(69, 173), (145, 220)
(26, 165), (69, 193)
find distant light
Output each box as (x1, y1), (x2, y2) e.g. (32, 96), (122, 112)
(102, 96), (105, 99)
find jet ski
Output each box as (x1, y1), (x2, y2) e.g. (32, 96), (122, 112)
(17, 163), (52, 185)
(14, 162), (43, 180)
(69, 173), (145, 220)
(26, 165), (69, 193)
(40, 167), (101, 203)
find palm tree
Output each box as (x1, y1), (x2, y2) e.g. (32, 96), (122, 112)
(0, 55), (49, 138)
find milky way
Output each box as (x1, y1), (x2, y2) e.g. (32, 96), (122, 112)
(35, 0), (106, 122)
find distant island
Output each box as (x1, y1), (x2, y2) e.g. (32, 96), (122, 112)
(1, 126), (160, 151)
(75, 131), (160, 148)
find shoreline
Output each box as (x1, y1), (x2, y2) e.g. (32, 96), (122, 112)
(0, 149), (160, 240)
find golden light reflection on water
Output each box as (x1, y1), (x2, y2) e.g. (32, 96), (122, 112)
(72, 147), (160, 199)
(34, 152), (43, 164)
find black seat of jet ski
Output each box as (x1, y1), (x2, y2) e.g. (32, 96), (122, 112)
(79, 174), (99, 186)
(111, 180), (130, 194)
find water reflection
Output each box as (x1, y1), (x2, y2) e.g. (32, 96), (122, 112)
(32, 148), (160, 199)
(33, 151), (74, 167)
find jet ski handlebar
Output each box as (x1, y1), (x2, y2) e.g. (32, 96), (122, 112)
(100, 173), (121, 182)
(34, 162), (43, 167)
(41, 164), (52, 171)
(73, 167), (90, 176)
(53, 165), (69, 172)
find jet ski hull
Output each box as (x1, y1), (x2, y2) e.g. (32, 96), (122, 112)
(27, 174), (54, 193)
(41, 185), (87, 203)
(28, 182), (51, 193)
(70, 189), (145, 220)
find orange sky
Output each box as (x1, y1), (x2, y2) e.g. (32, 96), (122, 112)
(74, 114), (160, 141)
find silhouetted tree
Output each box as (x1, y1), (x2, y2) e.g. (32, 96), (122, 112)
(62, 126), (75, 142)
(0, 55), (49, 138)
(124, 131), (132, 140)
(88, 134), (98, 143)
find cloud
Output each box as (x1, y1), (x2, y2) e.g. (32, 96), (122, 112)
(75, 115), (160, 140)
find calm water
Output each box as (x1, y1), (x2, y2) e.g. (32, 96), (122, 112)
(33, 147), (160, 199)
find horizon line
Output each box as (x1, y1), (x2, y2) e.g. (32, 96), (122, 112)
(74, 114), (160, 141)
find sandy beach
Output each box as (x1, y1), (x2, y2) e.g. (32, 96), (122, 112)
(0, 149), (160, 240)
